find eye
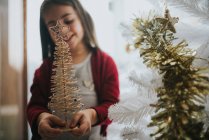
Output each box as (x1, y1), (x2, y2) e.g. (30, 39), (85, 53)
(64, 19), (74, 25)
(47, 21), (57, 28)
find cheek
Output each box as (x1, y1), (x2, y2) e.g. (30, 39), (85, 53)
(48, 31), (56, 43)
(71, 22), (84, 37)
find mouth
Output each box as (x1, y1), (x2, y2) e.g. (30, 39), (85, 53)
(66, 34), (74, 46)
(62, 32), (73, 41)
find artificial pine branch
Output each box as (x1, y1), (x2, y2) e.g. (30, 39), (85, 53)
(48, 21), (83, 130)
(121, 126), (139, 140)
(167, 0), (209, 23)
(109, 102), (155, 125)
(193, 42), (209, 68)
(128, 70), (162, 97)
(109, 69), (159, 139)
(109, 70), (159, 125)
(132, 9), (209, 139)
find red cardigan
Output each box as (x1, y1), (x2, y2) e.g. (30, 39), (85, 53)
(27, 48), (120, 140)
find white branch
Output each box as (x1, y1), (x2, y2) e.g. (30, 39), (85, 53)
(168, 0), (209, 23)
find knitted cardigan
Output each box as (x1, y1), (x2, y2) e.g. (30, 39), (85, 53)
(27, 48), (120, 140)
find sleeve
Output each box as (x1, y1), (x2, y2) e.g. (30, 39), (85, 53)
(26, 62), (50, 137)
(91, 56), (120, 125)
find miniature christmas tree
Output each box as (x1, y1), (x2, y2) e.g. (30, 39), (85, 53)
(48, 21), (83, 130)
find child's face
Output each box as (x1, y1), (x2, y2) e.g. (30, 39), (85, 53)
(43, 4), (84, 50)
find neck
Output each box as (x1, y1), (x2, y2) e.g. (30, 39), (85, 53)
(71, 43), (90, 64)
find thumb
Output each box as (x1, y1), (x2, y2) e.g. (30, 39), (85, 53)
(69, 113), (83, 128)
(49, 115), (66, 127)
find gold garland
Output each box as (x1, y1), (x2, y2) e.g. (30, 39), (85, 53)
(132, 9), (209, 139)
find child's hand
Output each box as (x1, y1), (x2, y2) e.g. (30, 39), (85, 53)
(69, 109), (98, 136)
(37, 112), (65, 139)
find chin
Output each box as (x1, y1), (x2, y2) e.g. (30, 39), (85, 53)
(68, 42), (77, 50)
(67, 40), (74, 47)
(68, 44), (75, 49)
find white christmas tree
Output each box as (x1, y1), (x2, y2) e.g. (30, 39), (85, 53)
(109, 5), (209, 139)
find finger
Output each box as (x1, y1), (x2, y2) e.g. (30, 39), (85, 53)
(39, 123), (62, 137)
(41, 130), (60, 138)
(45, 124), (62, 135)
(40, 130), (56, 139)
(70, 127), (85, 136)
(69, 113), (83, 128)
(70, 123), (90, 136)
(49, 115), (66, 127)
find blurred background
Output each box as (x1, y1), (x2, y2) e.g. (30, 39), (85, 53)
(0, 0), (26, 140)
(1, 0), (209, 139)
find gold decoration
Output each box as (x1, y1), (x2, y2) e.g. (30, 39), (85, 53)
(156, 9), (179, 33)
(132, 9), (209, 140)
(48, 21), (83, 131)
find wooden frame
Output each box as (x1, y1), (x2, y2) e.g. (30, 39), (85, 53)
(0, 0), (28, 139)
(23, 0), (28, 139)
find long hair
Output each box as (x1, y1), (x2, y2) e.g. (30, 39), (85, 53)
(40, 0), (99, 59)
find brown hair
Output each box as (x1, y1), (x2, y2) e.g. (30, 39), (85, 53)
(40, 0), (99, 59)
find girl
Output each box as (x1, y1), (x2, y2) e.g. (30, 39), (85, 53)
(27, 0), (120, 140)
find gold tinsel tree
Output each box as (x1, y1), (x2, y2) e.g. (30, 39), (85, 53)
(132, 9), (209, 139)
(48, 21), (83, 130)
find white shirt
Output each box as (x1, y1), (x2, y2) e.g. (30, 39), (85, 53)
(54, 53), (101, 140)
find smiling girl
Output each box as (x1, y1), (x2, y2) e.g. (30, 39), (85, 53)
(27, 0), (119, 140)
